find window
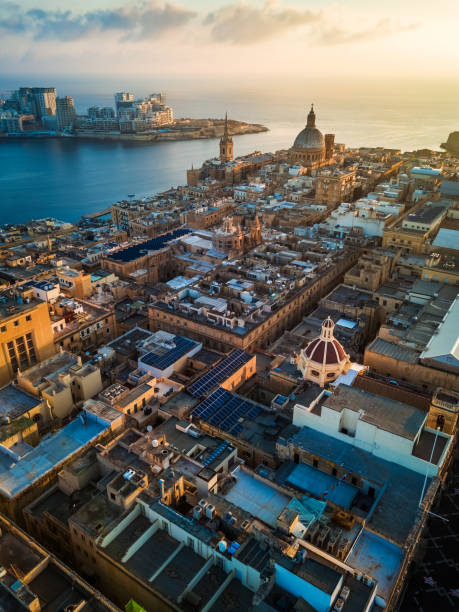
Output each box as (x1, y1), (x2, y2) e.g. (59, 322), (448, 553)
(26, 315), (31, 321)
(313, 459), (318, 468)
(13, 320), (19, 327)
(0, 326), (5, 332)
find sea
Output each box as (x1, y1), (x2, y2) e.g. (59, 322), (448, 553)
(1, 75), (458, 224)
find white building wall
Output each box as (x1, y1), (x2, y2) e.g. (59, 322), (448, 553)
(294, 401), (445, 476)
(275, 563), (338, 612)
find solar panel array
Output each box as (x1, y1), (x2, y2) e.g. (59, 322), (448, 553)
(187, 349), (252, 398)
(191, 387), (262, 437)
(141, 335), (197, 370)
(108, 228), (191, 263)
(202, 440), (231, 467)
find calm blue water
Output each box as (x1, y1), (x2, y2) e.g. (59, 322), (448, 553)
(1, 78), (458, 224)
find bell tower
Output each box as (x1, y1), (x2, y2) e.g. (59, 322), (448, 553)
(219, 112), (233, 163)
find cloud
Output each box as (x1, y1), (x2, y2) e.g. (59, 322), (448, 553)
(316, 18), (421, 46)
(0, 1), (196, 41)
(204, 1), (321, 44)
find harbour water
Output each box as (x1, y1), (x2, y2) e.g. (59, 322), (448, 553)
(1, 78), (458, 224)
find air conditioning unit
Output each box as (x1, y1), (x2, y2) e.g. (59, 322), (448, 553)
(206, 504), (215, 520)
(193, 506), (203, 520)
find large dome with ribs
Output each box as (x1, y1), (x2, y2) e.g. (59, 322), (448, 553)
(304, 335), (346, 364)
(293, 104), (325, 151)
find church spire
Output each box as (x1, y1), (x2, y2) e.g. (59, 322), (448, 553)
(307, 103), (316, 128)
(219, 111), (233, 163)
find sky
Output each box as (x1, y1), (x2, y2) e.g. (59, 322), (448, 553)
(1, 0), (458, 82)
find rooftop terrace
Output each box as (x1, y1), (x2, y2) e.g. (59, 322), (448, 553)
(0, 410), (111, 499)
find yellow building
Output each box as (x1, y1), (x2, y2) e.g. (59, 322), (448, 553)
(315, 168), (356, 207)
(0, 292), (55, 387)
(57, 267), (93, 299)
(17, 351), (103, 422)
(426, 388), (459, 434)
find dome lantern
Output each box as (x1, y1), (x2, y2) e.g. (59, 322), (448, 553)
(306, 104), (316, 128)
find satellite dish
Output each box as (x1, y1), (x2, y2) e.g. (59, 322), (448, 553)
(152, 439), (159, 448)
(147, 425), (152, 432)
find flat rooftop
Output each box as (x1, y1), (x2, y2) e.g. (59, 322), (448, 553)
(289, 427), (427, 544)
(347, 529), (403, 602)
(403, 204), (446, 225)
(107, 327), (153, 356)
(324, 385), (427, 440)
(18, 351), (80, 387)
(0, 411), (110, 498)
(286, 462), (358, 509)
(0, 294), (44, 320)
(0, 385), (42, 420)
(223, 466), (289, 527)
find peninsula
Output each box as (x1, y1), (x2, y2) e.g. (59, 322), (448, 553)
(0, 86), (267, 142)
(72, 117), (268, 142)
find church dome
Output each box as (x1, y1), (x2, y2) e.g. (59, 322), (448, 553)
(296, 317), (350, 387)
(293, 104), (325, 151)
(304, 335), (346, 364)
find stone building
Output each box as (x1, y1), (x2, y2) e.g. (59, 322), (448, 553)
(219, 112), (233, 162)
(289, 105), (335, 170)
(212, 215), (262, 256)
(0, 290), (56, 387)
(315, 168), (356, 207)
(426, 387), (459, 434)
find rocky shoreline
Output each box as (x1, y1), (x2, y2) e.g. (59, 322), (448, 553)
(441, 131), (459, 156)
(73, 118), (268, 142)
(0, 118), (268, 143)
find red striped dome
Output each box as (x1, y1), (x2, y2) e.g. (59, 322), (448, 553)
(304, 337), (347, 365)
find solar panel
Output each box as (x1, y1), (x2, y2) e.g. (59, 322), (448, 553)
(187, 349), (252, 397)
(141, 335), (197, 371)
(191, 386), (263, 438)
(108, 228), (191, 263)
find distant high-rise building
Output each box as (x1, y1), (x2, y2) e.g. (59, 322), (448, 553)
(88, 106), (115, 120)
(115, 91), (134, 115)
(56, 96), (76, 130)
(219, 113), (233, 162)
(31, 87), (57, 119)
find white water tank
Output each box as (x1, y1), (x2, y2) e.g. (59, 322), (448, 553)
(218, 539), (227, 553)
(152, 439), (159, 447)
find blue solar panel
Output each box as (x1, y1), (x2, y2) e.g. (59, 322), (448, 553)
(141, 335), (197, 371)
(187, 349), (252, 398)
(191, 387), (264, 439)
(108, 228), (191, 263)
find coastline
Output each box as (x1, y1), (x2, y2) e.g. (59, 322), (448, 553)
(0, 119), (268, 144)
